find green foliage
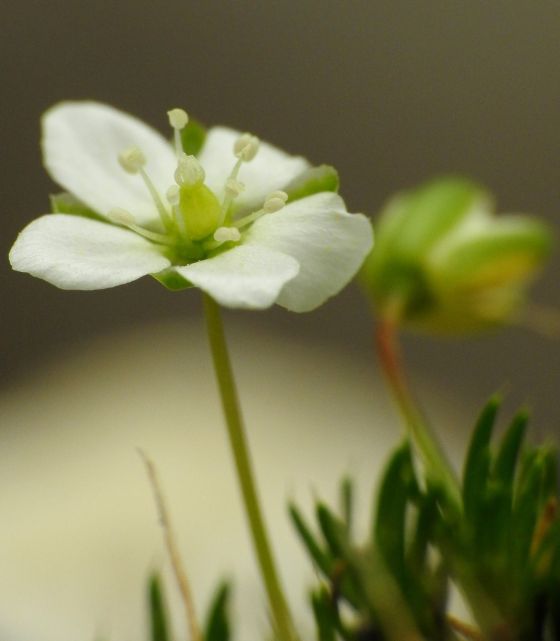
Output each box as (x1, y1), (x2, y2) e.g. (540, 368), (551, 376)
(293, 398), (560, 641)
(204, 582), (232, 641)
(290, 448), (448, 641)
(148, 573), (170, 641)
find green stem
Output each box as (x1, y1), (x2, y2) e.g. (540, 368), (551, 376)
(375, 314), (462, 512)
(202, 294), (297, 641)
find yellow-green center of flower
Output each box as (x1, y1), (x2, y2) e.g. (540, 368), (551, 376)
(111, 107), (287, 264)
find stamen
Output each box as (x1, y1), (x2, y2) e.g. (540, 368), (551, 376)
(139, 168), (173, 229)
(233, 191), (288, 229)
(167, 108), (189, 157)
(166, 185), (180, 206)
(268, 190), (288, 203)
(174, 154), (205, 187)
(166, 185), (187, 237)
(233, 208), (265, 230)
(234, 133), (260, 162)
(118, 147), (146, 174)
(167, 108), (189, 130)
(217, 133), (259, 225)
(214, 226), (241, 243)
(108, 208), (174, 246)
(108, 208), (136, 226)
(225, 178), (245, 197)
(118, 146), (172, 229)
(264, 196), (286, 214)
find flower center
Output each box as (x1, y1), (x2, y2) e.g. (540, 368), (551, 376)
(111, 107), (287, 265)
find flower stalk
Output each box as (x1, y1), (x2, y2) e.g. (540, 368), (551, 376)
(202, 293), (297, 641)
(375, 306), (461, 513)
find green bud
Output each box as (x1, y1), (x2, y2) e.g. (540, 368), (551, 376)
(362, 177), (553, 333)
(179, 183), (221, 241)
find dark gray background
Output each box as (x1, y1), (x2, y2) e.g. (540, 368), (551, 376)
(2, 1), (559, 431)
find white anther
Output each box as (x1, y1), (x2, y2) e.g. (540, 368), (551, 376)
(225, 178), (245, 197)
(108, 208), (136, 226)
(214, 226), (242, 243)
(264, 196), (286, 213)
(174, 154), (205, 187)
(234, 133), (260, 162)
(118, 147), (146, 174)
(268, 190), (288, 203)
(166, 185), (180, 206)
(167, 108), (189, 130)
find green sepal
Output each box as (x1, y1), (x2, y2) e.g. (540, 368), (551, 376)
(180, 118), (207, 157)
(204, 581), (231, 641)
(148, 573), (170, 641)
(284, 165), (339, 203)
(431, 216), (553, 292)
(50, 192), (105, 222)
(152, 268), (192, 291)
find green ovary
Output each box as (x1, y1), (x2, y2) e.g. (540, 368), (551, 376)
(179, 183), (222, 241)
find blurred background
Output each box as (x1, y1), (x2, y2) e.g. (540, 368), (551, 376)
(0, 2), (559, 640)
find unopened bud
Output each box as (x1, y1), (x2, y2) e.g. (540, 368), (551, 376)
(361, 177), (553, 334)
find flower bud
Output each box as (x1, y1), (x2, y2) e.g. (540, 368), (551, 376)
(361, 177), (553, 333)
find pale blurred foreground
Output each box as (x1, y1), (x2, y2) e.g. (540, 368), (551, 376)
(0, 319), (465, 641)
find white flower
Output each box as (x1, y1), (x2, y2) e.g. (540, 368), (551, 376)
(10, 101), (373, 311)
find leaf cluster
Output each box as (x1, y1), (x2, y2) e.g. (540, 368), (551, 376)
(292, 397), (560, 641)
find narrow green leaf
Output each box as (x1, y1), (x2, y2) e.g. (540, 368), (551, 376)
(50, 192), (105, 222)
(204, 581), (231, 641)
(317, 503), (347, 559)
(181, 118), (207, 157)
(311, 588), (337, 641)
(148, 573), (170, 641)
(289, 504), (331, 575)
(408, 491), (439, 571)
(284, 165), (339, 203)
(494, 409), (529, 490)
(374, 442), (416, 579)
(340, 477), (353, 538)
(462, 396), (500, 519)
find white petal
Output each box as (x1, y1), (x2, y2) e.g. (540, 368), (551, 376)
(198, 126), (310, 212)
(9, 214), (171, 290)
(244, 192), (374, 312)
(177, 245), (299, 309)
(42, 102), (177, 226)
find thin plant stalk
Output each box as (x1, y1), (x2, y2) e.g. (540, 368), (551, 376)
(202, 293), (297, 641)
(375, 313), (461, 512)
(139, 449), (202, 641)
